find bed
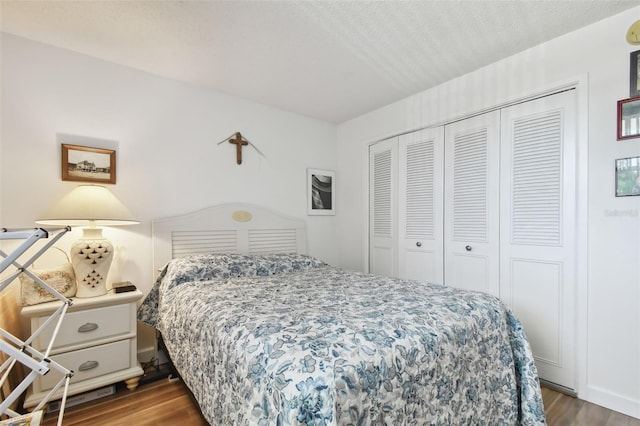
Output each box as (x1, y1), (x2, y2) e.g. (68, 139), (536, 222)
(138, 204), (546, 425)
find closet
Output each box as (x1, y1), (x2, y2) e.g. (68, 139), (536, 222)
(369, 89), (577, 393)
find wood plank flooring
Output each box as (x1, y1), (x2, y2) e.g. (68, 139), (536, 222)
(40, 379), (640, 425)
(41, 380), (208, 426)
(541, 387), (640, 426)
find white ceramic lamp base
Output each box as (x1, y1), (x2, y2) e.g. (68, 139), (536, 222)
(70, 228), (114, 298)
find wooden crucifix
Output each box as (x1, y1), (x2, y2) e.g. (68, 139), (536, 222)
(216, 131), (265, 165)
(229, 132), (248, 165)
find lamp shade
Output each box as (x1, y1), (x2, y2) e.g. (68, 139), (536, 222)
(36, 185), (139, 227)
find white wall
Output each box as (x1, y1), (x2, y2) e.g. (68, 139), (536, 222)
(337, 7), (640, 418)
(0, 33), (337, 352)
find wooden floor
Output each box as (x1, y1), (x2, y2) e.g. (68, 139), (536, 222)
(41, 380), (208, 426)
(541, 387), (640, 426)
(40, 379), (640, 425)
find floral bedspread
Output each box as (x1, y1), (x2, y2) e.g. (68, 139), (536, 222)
(138, 253), (545, 425)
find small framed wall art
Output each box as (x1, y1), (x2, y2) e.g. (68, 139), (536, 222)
(631, 49), (640, 97)
(617, 96), (640, 140)
(615, 156), (640, 197)
(307, 168), (335, 215)
(62, 144), (116, 184)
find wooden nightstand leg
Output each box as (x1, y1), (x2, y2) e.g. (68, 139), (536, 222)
(125, 376), (141, 391)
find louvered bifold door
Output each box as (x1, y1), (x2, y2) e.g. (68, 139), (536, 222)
(499, 90), (577, 392)
(369, 138), (398, 277)
(444, 111), (501, 296)
(398, 127), (444, 284)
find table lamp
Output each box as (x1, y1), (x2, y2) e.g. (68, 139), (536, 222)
(36, 185), (139, 297)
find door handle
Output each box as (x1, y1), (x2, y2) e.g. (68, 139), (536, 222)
(416, 242), (422, 247)
(465, 245), (472, 251)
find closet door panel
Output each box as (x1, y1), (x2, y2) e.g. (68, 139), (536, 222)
(499, 90), (576, 391)
(447, 253), (490, 291)
(444, 111), (500, 296)
(369, 138), (397, 277)
(398, 127), (444, 284)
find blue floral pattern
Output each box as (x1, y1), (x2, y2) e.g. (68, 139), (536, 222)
(138, 254), (546, 425)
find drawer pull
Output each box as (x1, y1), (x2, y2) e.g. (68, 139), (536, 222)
(78, 323), (99, 333)
(78, 360), (99, 371)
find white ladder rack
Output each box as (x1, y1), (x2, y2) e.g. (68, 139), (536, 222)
(0, 227), (74, 426)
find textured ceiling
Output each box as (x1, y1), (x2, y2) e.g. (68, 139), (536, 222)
(1, 1), (638, 123)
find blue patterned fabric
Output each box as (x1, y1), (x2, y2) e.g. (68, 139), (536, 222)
(138, 254), (546, 425)
(138, 253), (328, 329)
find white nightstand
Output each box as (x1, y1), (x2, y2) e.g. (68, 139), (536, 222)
(21, 289), (144, 408)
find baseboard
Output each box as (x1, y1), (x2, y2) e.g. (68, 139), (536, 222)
(540, 379), (577, 397)
(46, 384), (116, 413)
(156, 347), (169, 365)
(586, 385), (640, 419)
(137, 345), (156, 364)
(138, 363), (179, 387)
(137, 344), (168, 365)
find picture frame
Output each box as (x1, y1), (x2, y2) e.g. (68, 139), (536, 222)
(631, 49), (640, 98)
(615, 156), (640, 197)
(617, 96), (640, 140)
(61, 144), (116, 184)
(307, 168), (335, 215)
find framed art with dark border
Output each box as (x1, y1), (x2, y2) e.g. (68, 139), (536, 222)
(631, 49), (640, 97)
(307, 168), (335, 215)
(61, 144), (116, 184)
(615, 156), (640, 197)
(617, 96), (640, 140)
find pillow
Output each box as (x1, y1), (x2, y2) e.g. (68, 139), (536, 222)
(163, 253), (329, 288)
(164, 253), (259, 286)
(254, 253), (329, 276)
(19, 263), (76, 306)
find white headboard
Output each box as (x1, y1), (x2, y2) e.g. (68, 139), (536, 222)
(152, 203), (307, 273)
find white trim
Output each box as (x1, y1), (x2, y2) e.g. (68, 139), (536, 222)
(367, 80), (582, 145)
(574, 73), (590, 402)
(362, 141), (371, 274)
(585, 385), (640, 419)
(362, 141), (371, 273)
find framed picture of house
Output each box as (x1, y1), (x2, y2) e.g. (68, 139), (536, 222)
(631, 49), (640, 98)
(61, 144), (116, 184)
(615, 156), (640, 197)
(307, 168), (335, 215)
(617, 96), (640, 140)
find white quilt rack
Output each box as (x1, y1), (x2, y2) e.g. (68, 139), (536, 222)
(0, 227), (74, 426)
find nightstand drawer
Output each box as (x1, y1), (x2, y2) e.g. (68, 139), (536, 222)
(40, 339), (132, 391)
(33, 304), (132, 351)
(22, 289), (144, 408)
